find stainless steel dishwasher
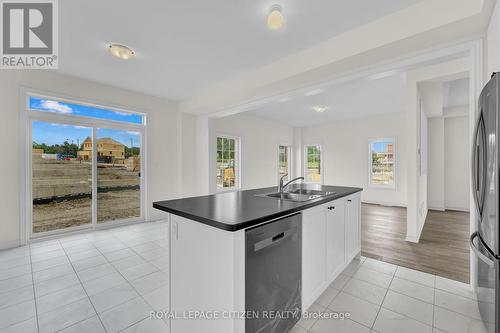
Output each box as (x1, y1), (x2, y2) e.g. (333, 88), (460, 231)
(245, 213), (302, 333)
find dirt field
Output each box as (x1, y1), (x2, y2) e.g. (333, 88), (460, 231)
(33, 189), (140, 233)
(32, 155), (142, 233)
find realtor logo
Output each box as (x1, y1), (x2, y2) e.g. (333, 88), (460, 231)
(1, 0), (58, 69)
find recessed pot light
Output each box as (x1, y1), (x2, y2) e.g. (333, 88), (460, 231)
(267, 5), (284, 30)
(107, 43), (135, 60)
(312, 105), (328, 113)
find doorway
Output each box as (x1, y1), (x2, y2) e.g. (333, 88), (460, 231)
(27, 93), (146, 238)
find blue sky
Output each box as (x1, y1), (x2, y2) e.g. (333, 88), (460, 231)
(31, 97), (141, 147)
(371, 141), (391, 153)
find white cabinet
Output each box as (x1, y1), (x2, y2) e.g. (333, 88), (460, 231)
(301, 206), (327, 306)
(302, 193), (361, 310)
(345, 196), (361, 262)
(326, 201), (345, 281)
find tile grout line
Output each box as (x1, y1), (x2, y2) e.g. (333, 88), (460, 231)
(58, 238), (109, 333)
(90, 232), (167, 332)
(29, 244), (41, 333)
(432, 277), (436, 329)
(325, 258), (379, 331)
(369, 265), (396, 331)
(0, 223), (169, 331)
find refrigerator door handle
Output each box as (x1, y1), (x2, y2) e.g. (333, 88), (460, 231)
(471, 112), (486, 217)
(470, 231), (494, 267)
(471, 112), (480, 212)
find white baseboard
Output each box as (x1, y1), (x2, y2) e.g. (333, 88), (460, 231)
(361, 200), (407, 208)
(444, 207), (470, 213)
(405, 235), (419, 243)
(428, 206), (469, 212)
(0, 240), (21, 251)
(428, 206), (445, 211)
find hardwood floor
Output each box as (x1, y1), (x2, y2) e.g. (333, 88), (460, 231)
(361, 203), (470, 283)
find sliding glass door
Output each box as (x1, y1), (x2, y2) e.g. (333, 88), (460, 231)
(97, 128), (142, 223)
(32, 121), (93, 233)
(28, 94), (146, 237)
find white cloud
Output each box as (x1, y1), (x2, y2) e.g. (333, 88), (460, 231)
(50, 123), (68, 128)
(113, 110), (133, 116)
(40, 100), (73, 114)
(126, 131), (140, 136)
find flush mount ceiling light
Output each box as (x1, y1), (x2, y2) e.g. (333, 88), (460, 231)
(312, 105), (328, 113)
(107, 43), (135, 60)
(267, 5), (284, 30)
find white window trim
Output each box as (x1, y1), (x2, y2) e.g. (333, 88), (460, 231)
(20, 88), (149, 244)
(216, 134), (241, 192)
(277, 144), (293, 182)
(368, 137), (396, 190)
(303, 144), (323, 184)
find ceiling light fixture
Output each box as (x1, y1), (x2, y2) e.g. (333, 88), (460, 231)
(107, 43), (135, 60)
(312, 105), (328, 113)
(267, 5), (284, 30)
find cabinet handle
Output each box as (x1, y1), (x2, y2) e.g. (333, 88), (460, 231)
(347, 200), (352, 202)
(328, 206), (335, 210)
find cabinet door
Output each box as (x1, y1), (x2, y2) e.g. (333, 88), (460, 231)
(345, 197), (361, 260)
(326, 202), (345, 280)
(302, 207), (327, 306)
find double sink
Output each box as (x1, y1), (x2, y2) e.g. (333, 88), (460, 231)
(257, 185), (336, 202)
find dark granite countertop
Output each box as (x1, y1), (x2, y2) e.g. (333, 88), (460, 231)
(153, 185), (362, 232)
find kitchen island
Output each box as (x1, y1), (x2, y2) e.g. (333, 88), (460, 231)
(153, 185), (362, 333)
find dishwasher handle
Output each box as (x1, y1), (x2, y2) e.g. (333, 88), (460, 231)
(254, 229), (293, 252)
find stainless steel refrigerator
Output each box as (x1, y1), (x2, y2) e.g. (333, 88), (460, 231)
(471, 72), (500, 333)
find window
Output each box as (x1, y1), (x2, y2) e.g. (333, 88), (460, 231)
(278, 145), (292, 182)
(27, 94), (145, 236)
(29, 97), (144, 124)
(216, 135), (240, 190)
(369, 138), (395, 187)
(304, 144), (322, 183)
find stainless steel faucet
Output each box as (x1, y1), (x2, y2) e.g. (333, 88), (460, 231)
(279, 174), (305, 194)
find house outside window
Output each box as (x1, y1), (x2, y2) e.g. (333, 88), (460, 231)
(369, 138), (395, 188)
(216, 135), (240, 191)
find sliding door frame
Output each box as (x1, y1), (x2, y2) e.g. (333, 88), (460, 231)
(20, 88), (148, 243)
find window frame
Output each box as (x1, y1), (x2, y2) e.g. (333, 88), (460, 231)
(368, 137), (396, 189)
(20, 88), (148, 243)
(303, 144), (323, 184)
(277, 144), (292, 182)
(216, 134), (241, 192)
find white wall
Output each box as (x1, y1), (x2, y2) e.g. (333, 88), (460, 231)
(179, 113), (198, 197)
(444, 115), (470, 211)
(215, 114), (294, 190)
(487, 1), (500, 75)
(0, 71), (180, 249)
(300, 113), (408, 207)
(428, 117), (445, 209)
(428, 114), (470, 211)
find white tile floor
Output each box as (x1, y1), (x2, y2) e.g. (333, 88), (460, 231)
(293, 256), (493, 333)
(0, 221), (169, 333)
(0, 222), (492, 333)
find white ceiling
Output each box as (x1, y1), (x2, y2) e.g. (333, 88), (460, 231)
(243, 73), (407, 127)
(58, 0), (423, 101)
